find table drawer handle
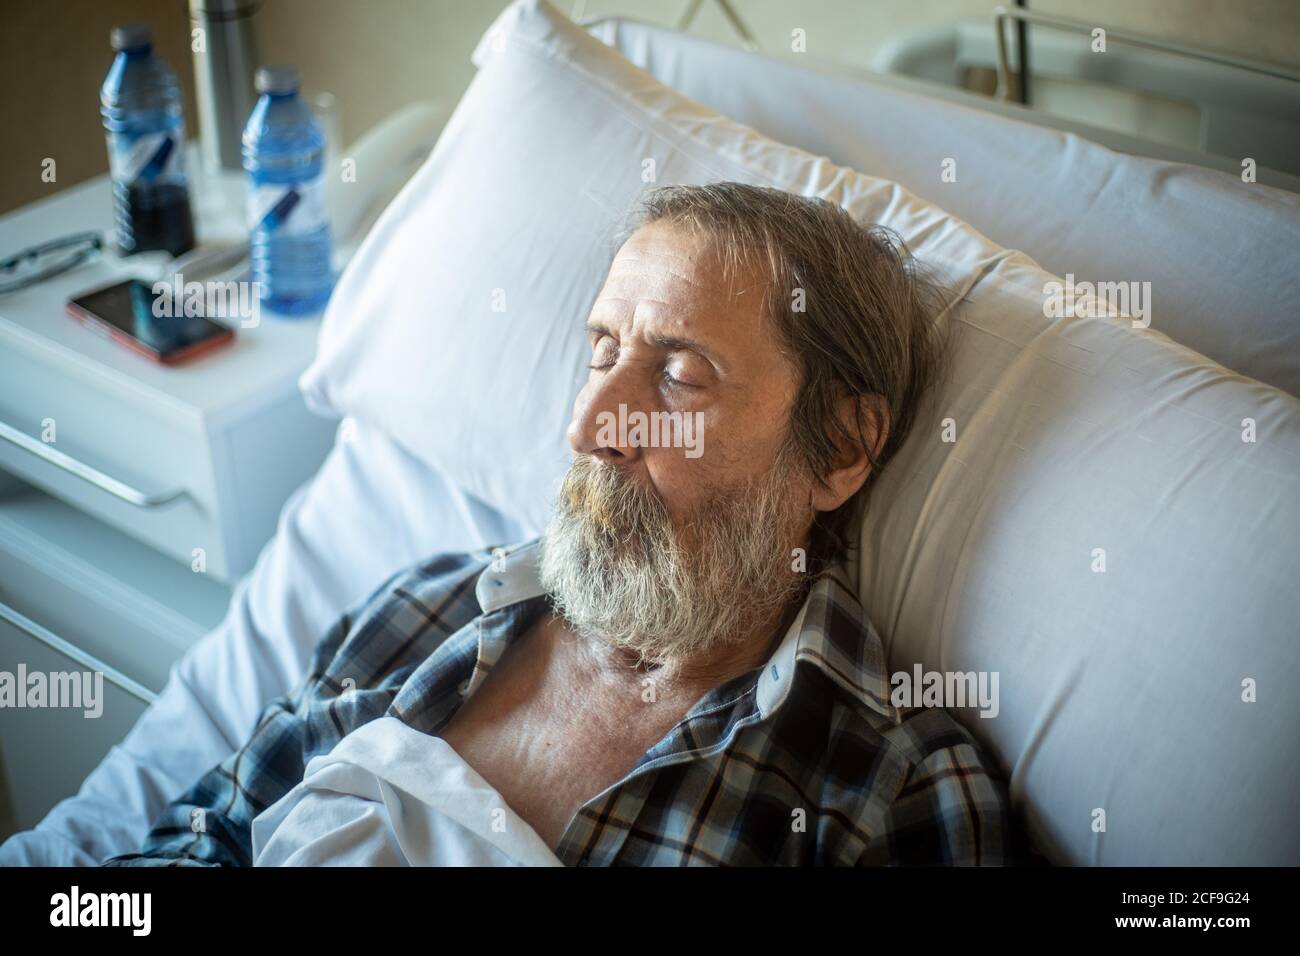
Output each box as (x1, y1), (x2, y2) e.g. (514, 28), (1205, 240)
(0, 598), (158, 705)
(0, 419), (186, 509)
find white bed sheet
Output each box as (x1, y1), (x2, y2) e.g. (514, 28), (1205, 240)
(0, 423), (528, 866)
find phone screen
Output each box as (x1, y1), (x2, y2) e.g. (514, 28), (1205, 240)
(69, 280), (233, 360)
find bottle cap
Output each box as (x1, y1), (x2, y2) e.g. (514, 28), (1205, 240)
(110, 22), (153, 52)
(255, 65), (300, 96)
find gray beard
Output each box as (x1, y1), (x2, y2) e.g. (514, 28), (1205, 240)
(538, 449), (809, 673)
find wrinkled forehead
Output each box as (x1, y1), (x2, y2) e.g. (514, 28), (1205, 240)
(596, 220), (764, 317)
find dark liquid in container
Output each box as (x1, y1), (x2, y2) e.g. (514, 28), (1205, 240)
(112, 181), (196, 258)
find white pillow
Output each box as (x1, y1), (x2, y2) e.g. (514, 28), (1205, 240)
(853, 281), (1300, 865)
(300, 0), (1300, 864)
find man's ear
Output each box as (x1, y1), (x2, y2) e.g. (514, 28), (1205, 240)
(808, 393), (891, 513)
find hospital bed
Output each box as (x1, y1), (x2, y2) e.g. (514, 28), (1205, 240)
(3, 0), (1297, 867)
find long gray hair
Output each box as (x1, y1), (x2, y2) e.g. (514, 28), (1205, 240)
(629, 182), (950, 571)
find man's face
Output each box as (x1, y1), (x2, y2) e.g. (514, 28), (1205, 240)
(570, 219), (802, 518)
(539, 221), (815, 670)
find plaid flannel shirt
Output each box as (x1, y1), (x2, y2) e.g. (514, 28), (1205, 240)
(103, 538), (1020, 866)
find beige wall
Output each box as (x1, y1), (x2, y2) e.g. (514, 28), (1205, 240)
(0, 0), (197, 216)
(2, 0), (1298, 216)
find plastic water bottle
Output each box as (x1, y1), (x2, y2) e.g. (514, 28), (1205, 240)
(100, 22), (196, 258)
(241, 65), (334, 315)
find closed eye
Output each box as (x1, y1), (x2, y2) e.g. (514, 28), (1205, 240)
(589, 333), (618, 370)
(585, 332), (708, 390)
(589, 362), (697, 389)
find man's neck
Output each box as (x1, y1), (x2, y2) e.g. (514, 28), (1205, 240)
(559, 588), (808, 695)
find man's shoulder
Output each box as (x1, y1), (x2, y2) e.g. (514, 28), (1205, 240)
(366, 548), (495, 611)
(804, 680), (1019, 864)
(877, 705), (1020, 864)
(346, 540), (540, 637)
(380, 538), (541, 607)
(311, 545), (506, 683)
(879, 703), (999, 769)
(817, 682), (1008, 793)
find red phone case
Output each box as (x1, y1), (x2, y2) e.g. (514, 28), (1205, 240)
(67, 302), (235, 365)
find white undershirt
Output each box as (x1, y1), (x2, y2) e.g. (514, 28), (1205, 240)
(251, 716), (563, 867)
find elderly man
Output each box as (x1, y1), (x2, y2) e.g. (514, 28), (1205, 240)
(104, 183), (1017, 866)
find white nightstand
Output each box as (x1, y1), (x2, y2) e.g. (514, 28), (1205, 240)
(0, 157), (339, 836)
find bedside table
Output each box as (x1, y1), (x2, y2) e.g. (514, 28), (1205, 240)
(0, 157), (338, 837)
(0, 164), (339, 583)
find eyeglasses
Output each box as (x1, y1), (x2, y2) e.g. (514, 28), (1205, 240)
(0, 232), (103, 296)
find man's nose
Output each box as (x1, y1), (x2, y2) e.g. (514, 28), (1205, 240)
(568, 364), (648, 464)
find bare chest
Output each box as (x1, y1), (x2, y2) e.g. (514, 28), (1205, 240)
(439, 623), (694, 849)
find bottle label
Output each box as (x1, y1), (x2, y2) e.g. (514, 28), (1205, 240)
(107, 130), (185, 185)
(247, 174), (329, 236)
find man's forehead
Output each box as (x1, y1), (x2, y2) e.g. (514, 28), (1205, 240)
(620, 219), (714, 262)
(596, 223), (758, 312)
(587, 219), (795, 390)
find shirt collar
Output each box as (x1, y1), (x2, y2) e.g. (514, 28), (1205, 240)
(474, 538), (898, 725)
(475, 538), (547, 613)
(755, 565), (899, 724)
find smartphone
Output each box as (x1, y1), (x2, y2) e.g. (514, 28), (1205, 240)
(67, 279), (235, 365)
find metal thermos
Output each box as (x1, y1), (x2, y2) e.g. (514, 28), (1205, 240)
(188, 0), (261, 171)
